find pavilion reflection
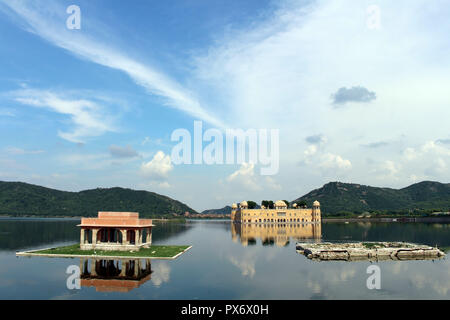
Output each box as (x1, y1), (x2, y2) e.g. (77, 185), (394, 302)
(79, 258), (152, 292)
(231, 222), (322, 247)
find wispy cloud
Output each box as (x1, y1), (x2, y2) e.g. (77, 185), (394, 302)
(12, 89), (116, 143)
(4, 147), (44, 155)
(436, 139), (450, 145)
(109, 145), (139, 158)
(361, 141), (389, 148)
(0, 108), (15, 117)
(0, 0), (225, 128)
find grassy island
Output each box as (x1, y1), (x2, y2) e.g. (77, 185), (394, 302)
(17, 244), (191, 259)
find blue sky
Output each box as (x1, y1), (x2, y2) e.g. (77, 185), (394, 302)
(1, 0), (449, 211)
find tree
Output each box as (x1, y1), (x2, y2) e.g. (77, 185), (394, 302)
(295, 200), (307, 208)
(261, 200), (274, 209)
(247, 201), (257, 209)
(283, 200), (290, 207)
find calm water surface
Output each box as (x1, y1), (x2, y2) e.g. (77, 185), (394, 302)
(0, 218), (449, 299)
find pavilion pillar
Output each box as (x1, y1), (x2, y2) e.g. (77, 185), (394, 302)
(121, 230), (128, 245)
(80, 228), (85, 245)
(92, 228), (98, 244)
(135, 229), (141, 245)
(146, 227), (152, 244)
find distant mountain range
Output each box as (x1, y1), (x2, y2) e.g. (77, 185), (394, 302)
(201, 181), (450, 217)
(201, 206), (232, 215)
(293, 181), (450, 216)
(0, 181), (197, 217)
(2, 180), (449, 218)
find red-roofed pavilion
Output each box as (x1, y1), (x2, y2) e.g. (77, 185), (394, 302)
(78, 212), (154, 251)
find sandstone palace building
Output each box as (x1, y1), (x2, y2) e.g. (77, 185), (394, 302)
(231, 200), (321, 224)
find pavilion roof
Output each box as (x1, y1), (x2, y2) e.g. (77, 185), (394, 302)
(77, 212), (154, 228)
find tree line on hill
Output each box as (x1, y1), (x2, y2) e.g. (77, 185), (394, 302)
(0, 181), (197, 218)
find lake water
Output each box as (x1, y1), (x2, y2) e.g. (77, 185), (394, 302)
(0, 218), (449, 299)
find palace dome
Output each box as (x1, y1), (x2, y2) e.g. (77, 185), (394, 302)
(313, 200), (320, 206)
(275, 200), (287, 207)
(232, 203), (238, 209)
(240, 201), (248, 207)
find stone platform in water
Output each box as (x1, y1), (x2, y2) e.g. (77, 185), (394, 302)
(296, 242), (446, 261)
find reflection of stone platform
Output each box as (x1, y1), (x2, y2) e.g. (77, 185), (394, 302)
(296, 242), (446, 261)
(80, 258), (152, 292)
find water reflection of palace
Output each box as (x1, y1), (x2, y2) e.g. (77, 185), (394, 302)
(231, 222), (322, 247)
(80, 258), (152, 292)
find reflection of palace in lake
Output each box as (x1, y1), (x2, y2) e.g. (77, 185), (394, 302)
(80, 258), (152, 292)
(231, 222), (322, 247)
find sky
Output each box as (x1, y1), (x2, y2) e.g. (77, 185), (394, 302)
(0, 0), (449, 212)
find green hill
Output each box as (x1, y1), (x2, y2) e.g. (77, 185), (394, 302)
(0, 181), (197, 217)
(293, 181), (450, 216)
(201, 206), (232, 215)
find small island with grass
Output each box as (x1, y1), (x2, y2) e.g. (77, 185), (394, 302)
(17, 243), (191, 259)
(16, 211), (191, 260)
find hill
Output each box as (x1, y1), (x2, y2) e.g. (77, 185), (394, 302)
(0, 181), (197, 218)
(201, 206), (232, 215)
(201, 203), (262, 215)
(293, 181), (450, 216)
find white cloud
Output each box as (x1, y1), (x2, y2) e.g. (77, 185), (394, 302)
(370, 160), (401, 181)
(0, 0), (224, 128)
(403, 147), (418, 161)
(225, 162), (282, 194)
(192, 0), (450, 193)
(140, 151), (173, 181)
(12, 89), (116, 143)
(229, 255), (256, 278)
(4, 147), (44, 155)
(319, 153), (352, 171)
(264, 176), (282, 190)
(151, 262), (171, 287)
(2, 0), (450, 209)
(227, 162), (261, 191)
(303, 145), (318, 158)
